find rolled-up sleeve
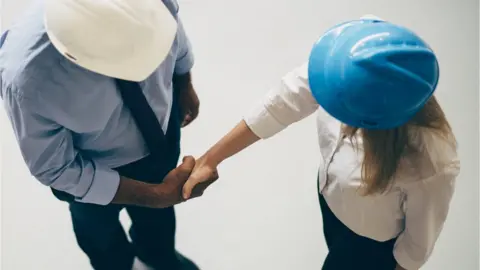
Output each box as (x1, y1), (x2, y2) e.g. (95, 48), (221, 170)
(244, 63), (319, 139)
(394, 163), (460, 269)
(3, 94), (120, 205)
(174, 18), (194, 75)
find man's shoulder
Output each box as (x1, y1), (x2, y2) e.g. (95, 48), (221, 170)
(2, 46), (102, 103)
(3, 42), (107, 103)
(0, 4), (104, 101)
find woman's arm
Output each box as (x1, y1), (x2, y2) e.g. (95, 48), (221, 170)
(182, 63), (320, 199)
(181, 120), (260, 199)
(200, 120), (261, 166)
(393, 164), (460, 270)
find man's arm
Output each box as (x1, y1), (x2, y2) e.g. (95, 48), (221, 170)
(111, 177), (163, 207)
(4, 93), (192, 208)
(111, 156), (197, 207)
(173, 18), (200, 127)
(174, 18), (194, 76)
(173, 72), (192, 92)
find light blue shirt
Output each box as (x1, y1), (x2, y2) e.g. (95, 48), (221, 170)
(0, 0), (194, 205)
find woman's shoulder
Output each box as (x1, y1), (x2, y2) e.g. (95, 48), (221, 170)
(397, 128), (460, 186)
(412, 127), (459, 168)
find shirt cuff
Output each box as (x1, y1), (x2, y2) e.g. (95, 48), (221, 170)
(393, 242), (425, 270)
(174, 50), (194, 75)
(75, 167), (120, 205)
(243, 103), (287, 139)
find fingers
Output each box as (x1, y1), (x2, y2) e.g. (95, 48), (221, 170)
(190, 105), (199, 121)
(181, 108), (198, 127)
(183, 170), (218, 200)
(182, 155), (195, 168)
(181, 104), (199, 127)
(188, 178), (217, 199)
(176, 156), (195, 180)
(182, 175), (198, 200)
(181, 114), (193, 127)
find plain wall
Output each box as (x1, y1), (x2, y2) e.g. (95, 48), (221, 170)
(1, 0), (479, 269)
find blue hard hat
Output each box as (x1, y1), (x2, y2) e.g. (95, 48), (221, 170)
(308, 19), (439, 129)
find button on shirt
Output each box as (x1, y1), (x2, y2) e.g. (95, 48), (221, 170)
(0, 0), (194, 205)
(244, 63), (460, 269)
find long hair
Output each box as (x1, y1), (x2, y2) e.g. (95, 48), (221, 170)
(342, 96), (456, 195)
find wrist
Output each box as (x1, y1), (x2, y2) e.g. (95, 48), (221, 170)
(113, 176), (162, 207)
(147, 183), (171, 207)
(202, 149), (224, 167)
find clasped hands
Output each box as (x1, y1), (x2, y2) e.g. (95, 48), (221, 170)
(157, 155), (218, 208)
(185, 154), (221, 200)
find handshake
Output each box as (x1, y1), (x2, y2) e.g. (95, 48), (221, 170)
(117, 120), (258, 208)
(145, 155), (220, 208)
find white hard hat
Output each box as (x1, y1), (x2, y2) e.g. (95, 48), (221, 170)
(44, 0), (178, 81)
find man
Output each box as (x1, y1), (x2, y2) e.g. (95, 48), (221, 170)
(0, 0), (216, 269)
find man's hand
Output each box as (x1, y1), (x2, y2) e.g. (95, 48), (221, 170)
(179, 85), (199, 127)
(174, 72), (200, 127)
(152, 156), (198, 207)
(182, 156), (219, 200)
(112, 156), (210, 208)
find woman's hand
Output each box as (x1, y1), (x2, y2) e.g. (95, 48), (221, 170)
(183, 120), (261, 199)
(182, 155), (219, 200)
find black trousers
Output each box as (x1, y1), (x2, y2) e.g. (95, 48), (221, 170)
(53, 96), (182, 270)
(319, 194), (398, 270)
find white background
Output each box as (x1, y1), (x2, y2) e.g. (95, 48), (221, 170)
(1, 0), (479, 269)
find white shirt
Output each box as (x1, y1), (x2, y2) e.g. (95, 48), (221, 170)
(244, 63), (460, 270)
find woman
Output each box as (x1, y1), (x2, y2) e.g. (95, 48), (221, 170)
(183, 17), (460, 270)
